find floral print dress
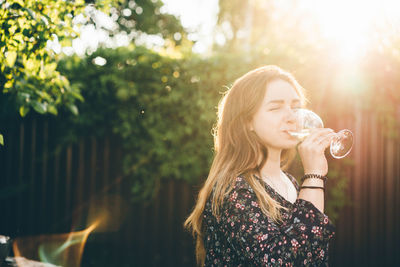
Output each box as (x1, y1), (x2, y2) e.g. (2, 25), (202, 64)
(203, 174), (336, 266)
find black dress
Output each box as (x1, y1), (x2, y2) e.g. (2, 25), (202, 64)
(203, 174), (336, 266)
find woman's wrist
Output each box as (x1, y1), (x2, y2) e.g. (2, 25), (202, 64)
(303, 169), (327, 175)
(301, 178), (325, 187)
(300, 185), (325, 193)
(301, 173), (328, 183)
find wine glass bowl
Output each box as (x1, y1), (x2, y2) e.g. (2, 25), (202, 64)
(296, 109), (324, 129)
(330, 129), (353, 158)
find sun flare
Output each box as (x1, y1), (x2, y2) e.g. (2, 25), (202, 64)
(291, 0), (400, 60)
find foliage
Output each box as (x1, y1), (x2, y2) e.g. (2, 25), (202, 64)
(217, 0), (275, 51)
(0, 0), (97, 117)
(109, 0), (187, 45)
(56, 46), (264, 200)
(59, 47), (201, 200)
(0, 0), (188, 143)
(217, 0), (249, 47)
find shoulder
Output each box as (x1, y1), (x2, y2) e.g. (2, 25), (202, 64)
(224, 176), (257, 205)
(207, 176), (254, 211)
(232, 176), (253, 191)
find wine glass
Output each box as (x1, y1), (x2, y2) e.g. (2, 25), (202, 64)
(288, 109), (353, 159)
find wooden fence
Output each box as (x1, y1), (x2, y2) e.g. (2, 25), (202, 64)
(330, 107), (400, 267)
(0, 109), (399, 267)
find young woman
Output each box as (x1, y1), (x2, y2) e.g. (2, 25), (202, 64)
(184, 65), (336, 266)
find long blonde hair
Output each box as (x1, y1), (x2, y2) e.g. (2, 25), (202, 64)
(184, 65), (305, 266)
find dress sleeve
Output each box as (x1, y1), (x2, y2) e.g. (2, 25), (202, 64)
(219, 180), (335, 266)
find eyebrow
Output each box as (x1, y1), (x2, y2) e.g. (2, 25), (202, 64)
(266, 99), (301, 105)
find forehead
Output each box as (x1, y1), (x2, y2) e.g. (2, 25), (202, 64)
(263, 79), (300, 102)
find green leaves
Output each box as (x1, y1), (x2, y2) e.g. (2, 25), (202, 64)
(67, 104), (79, 115)
(31, 100), (47, 114)
(1, 0), (189, 120)
(57, 46), (222, 201)
(0, 0), (110, 117)
(111, 0), (187, 47)
(19, 105), (30, 117)
(5, 50), (17, 67)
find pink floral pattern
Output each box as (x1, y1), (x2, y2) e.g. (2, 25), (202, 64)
(203, 174), (335, 266)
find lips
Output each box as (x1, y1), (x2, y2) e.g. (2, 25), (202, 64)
(282, 130), (297, 139)
(282, 130), (295, 134)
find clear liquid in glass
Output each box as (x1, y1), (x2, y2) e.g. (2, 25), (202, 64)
(288, 129), (311, 142)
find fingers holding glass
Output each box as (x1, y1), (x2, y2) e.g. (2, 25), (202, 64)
(289, 109), (353, 159)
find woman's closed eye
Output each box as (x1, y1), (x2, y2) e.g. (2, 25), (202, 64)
(269, 106), (299, 111)
(269, 107), (281, 111)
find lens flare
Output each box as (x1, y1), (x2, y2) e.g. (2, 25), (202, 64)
(12, 194), (127, 266)
(273, 0), (400, 61)
(13, 219), (101, 267)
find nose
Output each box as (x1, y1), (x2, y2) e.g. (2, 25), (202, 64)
(285, 107), (297, 123)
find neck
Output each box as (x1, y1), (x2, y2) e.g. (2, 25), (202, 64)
(260, 147), (282, 180)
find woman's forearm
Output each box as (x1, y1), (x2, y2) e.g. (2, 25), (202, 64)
(298, 178), (325, 213)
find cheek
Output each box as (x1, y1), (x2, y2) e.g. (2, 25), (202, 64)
(253, 112), (279, 130)
(251, 112), (297, 149)
(252, 113), (279, 138)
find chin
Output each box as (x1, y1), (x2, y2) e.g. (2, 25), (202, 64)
(281, 141), (299, 149)
(268, 141), (297, 150)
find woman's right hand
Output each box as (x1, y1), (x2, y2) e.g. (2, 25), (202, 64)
(297, 128), (336, 176)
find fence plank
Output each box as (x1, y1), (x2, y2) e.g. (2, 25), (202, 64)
(28, 118), (36, 234)
(352, 104), (364, 266)
(77, 140), (85, 217)
(17, 122), (25, 233)
(40, 120), (49, 233)
(384, 138), (394, 266)
(66, 145), (72, 226)
(52, 146), (60, 232)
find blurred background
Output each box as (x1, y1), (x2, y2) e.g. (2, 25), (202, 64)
(0, 0), (399, 266)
